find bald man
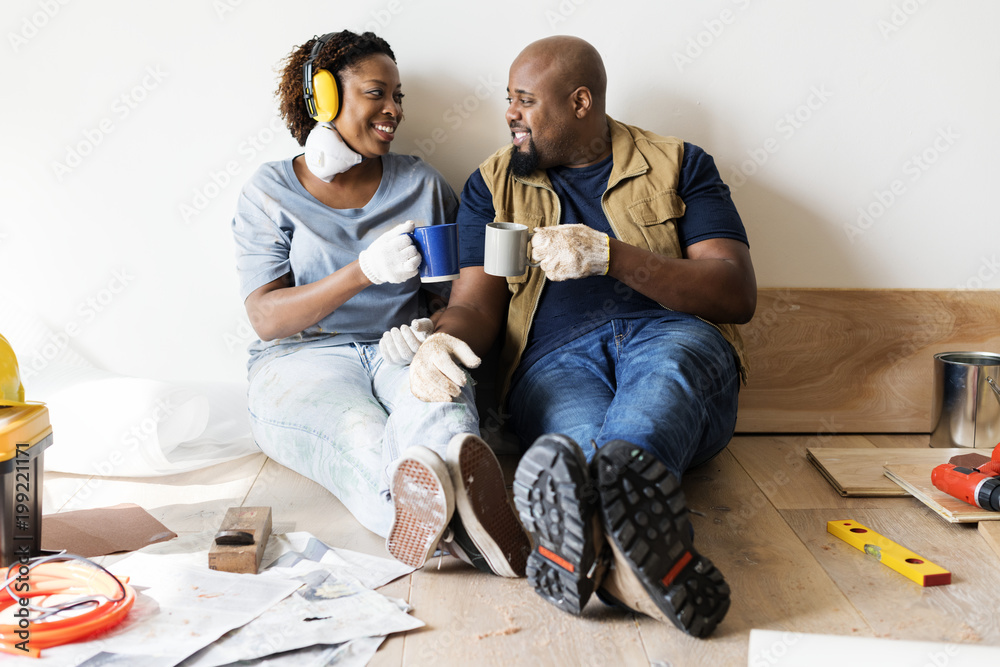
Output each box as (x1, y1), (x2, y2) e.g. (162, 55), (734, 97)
(407, 35), (755, 638)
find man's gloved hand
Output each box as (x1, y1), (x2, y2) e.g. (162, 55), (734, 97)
(409, 332), (481, 403)
(379, 317), (434, 365)
(531, 224), (610, 281)
(358, 220), (421, 284)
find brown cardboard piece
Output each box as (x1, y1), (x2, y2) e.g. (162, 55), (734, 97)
(42, 503), (177, 557)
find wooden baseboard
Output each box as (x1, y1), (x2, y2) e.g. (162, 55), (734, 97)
(735, 289), (1000, 433)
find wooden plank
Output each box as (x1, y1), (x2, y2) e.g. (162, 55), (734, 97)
(208, 506), (272, 574)
(727, 435), (914, 511)
(736, 289), (1000, 433)
(634, 449), (873, 665)
(808, 447), (969, 497)
(977, 522), (1000, 562)
(783, 508), (1000, 643)
(884, 464), (1000, 523)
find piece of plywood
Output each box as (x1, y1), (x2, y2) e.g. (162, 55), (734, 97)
(884, 464), (1000, 523)
(736, 289), (1000, 433)
(978, 521), (1000, 562)
(807, 447), (969, 497)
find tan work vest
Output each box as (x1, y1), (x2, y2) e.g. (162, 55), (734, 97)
(477, 116), (748, 401)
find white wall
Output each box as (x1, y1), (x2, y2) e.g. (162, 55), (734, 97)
(1, 0), (996, 385)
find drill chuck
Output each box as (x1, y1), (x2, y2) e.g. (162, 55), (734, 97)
(975, 475), (1000, 511)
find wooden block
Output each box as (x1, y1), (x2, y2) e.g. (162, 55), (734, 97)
(883, 464), (1000, 523)
(978, 521), (1000, 561)
(208, 506), (272, 574)
(807, 447), (969, 497)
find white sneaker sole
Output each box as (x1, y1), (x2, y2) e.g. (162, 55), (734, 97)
(386, 446), (455, 569)
(447, 433), (530, 578)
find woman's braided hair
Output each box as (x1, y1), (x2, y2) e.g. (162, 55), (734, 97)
(276, 31), (396, 146)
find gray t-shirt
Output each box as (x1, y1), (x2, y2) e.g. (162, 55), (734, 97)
(232, 153), (458, 375)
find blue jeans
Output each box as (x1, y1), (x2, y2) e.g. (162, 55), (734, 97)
(247, 343), (480, 538)
(508, 315), (739, 479)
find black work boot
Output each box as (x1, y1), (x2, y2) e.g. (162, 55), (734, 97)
(595, 439), (730, 638)
(513, 433), (608, 614)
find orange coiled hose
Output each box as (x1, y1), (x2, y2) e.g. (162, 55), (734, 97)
(0, 556), (135, 658)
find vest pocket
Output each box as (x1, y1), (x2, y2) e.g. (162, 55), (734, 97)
(623, 190), (685, 259)
(626, 190), (686, 225)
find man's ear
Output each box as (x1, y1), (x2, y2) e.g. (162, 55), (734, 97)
(570, 86), (593, 118)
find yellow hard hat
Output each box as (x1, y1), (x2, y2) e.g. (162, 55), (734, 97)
(0, 333), (25, 403)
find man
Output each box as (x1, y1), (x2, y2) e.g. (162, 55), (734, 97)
(408, 35), (755, 638)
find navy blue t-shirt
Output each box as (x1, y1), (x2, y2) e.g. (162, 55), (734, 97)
(457, 142), (747, 378)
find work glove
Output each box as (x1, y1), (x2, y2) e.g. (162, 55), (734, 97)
(409, 333), (481, 403)
(531, 224), (610, 281)
(379, 317), (434, 365)
(358, 220), (421, 284)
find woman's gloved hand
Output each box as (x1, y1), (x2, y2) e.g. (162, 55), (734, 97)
(358, 220), (421, 284)
(409, 333), (481, 402)
(531, 224), (610, 281)
(379, 317), (434, 365)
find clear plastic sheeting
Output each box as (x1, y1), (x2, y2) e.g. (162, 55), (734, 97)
(0, 309), (258, 477)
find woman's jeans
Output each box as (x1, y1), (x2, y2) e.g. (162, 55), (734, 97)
(508, 314), (739, 479)
(248, 343), (480, 538)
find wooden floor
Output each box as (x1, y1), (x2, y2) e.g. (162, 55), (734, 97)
(42, 434), (1000, 665)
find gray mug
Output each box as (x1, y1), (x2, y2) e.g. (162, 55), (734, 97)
(484, 222), (539, 276)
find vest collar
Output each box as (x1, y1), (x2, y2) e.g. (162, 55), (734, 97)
(606, 115), (650, 189)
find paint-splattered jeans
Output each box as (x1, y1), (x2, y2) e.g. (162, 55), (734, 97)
(247, 342), (480, 538)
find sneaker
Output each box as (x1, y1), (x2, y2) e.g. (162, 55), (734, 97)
(446, 433), (531, 577)
(513, 433), (608, 614)
(594, 439), (730, 638)
(439, 513), (495, 575)
(386, 446), (455, 569)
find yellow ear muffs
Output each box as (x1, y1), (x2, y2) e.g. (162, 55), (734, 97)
(310, 68), (341, 123)
(303, 33), (342, 123)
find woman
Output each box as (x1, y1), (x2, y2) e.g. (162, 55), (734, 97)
(231, 31), (528, 576)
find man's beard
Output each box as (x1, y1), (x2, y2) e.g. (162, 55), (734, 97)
(509, 138), (540, 177)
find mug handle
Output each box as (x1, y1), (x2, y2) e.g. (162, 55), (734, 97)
(526, 231), (541, 268)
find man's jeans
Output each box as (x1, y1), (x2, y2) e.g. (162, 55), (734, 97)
(247, 343), (480, 538)
(508, 314), (739, 479)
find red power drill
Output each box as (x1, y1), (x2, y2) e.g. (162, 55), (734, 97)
(931, 443), (1000, 511)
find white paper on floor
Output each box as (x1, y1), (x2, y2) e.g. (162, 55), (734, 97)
(746, 629), (1000, 666)
(13, 552), (301, 666)
(4, 534), (418, 666)
(210, 635), (385, 667)
(261, 532), (415, 590)
(180, 535), (421, 666)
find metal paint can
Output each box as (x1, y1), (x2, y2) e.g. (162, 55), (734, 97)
(930, 351), (1000, 448)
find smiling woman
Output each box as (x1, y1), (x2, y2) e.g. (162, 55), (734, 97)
(227, 30), (529, 579)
